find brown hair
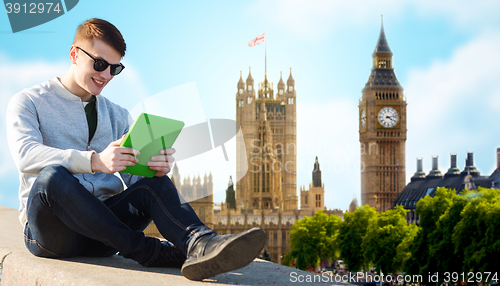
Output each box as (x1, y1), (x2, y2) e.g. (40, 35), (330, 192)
(73, 18), (126, 57)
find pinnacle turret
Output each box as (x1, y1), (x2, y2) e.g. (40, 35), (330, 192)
(287, 67), (295, 87)
(237, 70), (245, 90)
(277, 71), (285, 91)
(246, 66), (254, 87)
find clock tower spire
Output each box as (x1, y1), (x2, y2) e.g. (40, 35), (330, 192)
(359, 17), (407, 213)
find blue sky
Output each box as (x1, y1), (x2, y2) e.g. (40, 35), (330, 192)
(1, 0), (500, 212)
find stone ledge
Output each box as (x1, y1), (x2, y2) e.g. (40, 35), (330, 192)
(0, 206), (348, 285)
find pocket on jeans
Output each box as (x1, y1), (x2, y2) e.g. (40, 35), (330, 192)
(24, 223), (60, 258)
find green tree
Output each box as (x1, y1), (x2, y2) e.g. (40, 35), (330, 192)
(288, 210), (342, 270)
(428, 192), (468, 273)
(453, 187), (500, 273)
(338, 205), (378, 272)
(394, 223), (419, 271)
(404, 187), (456, 276)
(363, 206), (413, 273)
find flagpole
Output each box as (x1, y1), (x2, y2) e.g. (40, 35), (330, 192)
(264, 26), (267, 92)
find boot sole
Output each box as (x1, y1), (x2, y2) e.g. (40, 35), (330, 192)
(181, 227), (266, 281)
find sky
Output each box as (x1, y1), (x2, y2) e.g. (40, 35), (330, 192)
(1, 0), (500, 212)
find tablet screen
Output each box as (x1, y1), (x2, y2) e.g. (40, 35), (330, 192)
(119, 113), (184, 177)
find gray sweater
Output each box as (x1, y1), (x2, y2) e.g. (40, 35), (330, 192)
(7, 78), (140, 225)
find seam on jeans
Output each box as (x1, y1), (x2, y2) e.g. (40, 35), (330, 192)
(24, 233), (62, 257)
(108, 183), (195, 236)
(23, 232), (36, 243)
(145, 186), (194, 234)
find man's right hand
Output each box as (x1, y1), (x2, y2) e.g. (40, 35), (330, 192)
(91, 135), (140, 174)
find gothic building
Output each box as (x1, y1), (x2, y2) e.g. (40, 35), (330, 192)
(234, 68), (298, 211)
(212, 70), (342, 264)
(359, 20), (407, 212)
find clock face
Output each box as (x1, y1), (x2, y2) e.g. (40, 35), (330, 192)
(378, 107), (399, 128)
(360, 108), (366, 129)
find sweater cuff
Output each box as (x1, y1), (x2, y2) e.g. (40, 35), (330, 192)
(68, 150), (95, 174)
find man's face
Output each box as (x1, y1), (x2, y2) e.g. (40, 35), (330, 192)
(72, 39), (122, 97)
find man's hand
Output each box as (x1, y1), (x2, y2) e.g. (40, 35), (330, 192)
(91, 135), (140, 174)
(147, 148), (176, 177)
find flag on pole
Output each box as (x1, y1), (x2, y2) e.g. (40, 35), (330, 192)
(248, 31), (265, 47)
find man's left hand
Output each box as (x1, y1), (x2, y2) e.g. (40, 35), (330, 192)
(147, 148), (176, 177)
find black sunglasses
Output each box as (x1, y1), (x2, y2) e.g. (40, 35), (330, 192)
(76, 46), (125, 76)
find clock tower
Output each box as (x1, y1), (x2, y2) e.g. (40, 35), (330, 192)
(359, 18), (407, 213)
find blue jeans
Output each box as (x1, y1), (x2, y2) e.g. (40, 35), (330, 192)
(24, 165), (214, 266)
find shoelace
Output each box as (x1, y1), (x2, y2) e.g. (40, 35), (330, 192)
(151, 241), (186, 268)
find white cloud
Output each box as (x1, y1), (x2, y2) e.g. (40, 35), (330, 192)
(405, 31), (500, 177)
(250, 0), (404, 39)
(411, 0), (500, 29)
(250, 0), (500, 39)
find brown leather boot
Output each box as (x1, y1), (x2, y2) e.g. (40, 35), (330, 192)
(181, 227), (266, 281)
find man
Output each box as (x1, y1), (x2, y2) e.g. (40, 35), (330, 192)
(6, 18), (265, 281)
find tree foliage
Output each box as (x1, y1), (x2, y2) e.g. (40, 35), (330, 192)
(405, 187), (456, 275)
(453, 187), (500, 273)
(285, 187), (500, 277)
(338, 205), (378, 272)
(363, 206), (414, 273)
(394, 223), (418, 271)
(288, 210), (342, 270)
(405, 187), (500, 277)
(428, 192), (468, 273)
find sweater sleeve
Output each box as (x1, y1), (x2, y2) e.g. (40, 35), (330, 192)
(7, 93), (94, 175)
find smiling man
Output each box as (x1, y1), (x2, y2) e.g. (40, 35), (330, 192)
(6, 18), (265, 281)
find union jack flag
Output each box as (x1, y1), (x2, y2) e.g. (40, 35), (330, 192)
(248, 31), (265, 47)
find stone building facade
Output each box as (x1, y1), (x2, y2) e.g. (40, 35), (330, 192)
(213, 71), (343, 264)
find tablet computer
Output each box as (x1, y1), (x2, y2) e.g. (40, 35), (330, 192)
(119, 113), (185, 177)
